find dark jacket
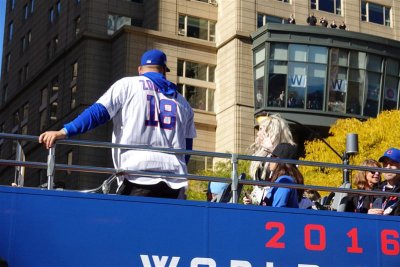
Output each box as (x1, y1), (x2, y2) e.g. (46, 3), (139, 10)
(345, 194), (374, 213)
(371, 181), (400, 216)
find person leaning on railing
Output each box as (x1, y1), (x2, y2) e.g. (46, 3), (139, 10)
(39, 49), (196, 199)
(368, 148), (400, 216)
(345, 159), (381, 213)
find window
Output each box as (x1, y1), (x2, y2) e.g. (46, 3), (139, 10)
(107, 14), (143, 35)
(178, 15), (216, 41)
(30, 0), (35, 13)
(13, 111), (20, 129)
(178, 60), (215, 82)
(27, 31), (32, 46)
(53, 36), (59, 55)
(24, 64), (29, 81)
(9, 0), (15, 11)
(361, 1), (391, 27)
(71, 85), (77, 109)
(50, 101), (58, 122)
(277, 0), (290, 3)
(383, 59), (399, 111)
(56, 1), (61, 16)
(51, 77), (59, 97)
(257, 13), (285, 28)
(311, 0), (342, 15)
(22, 103), (29, 123)
(8, 21), (13, 41)
(21, 36), (27, 53)
(75, 16), (81, 36)
(23, 4), (29, 20)
(20, 103), (29, 136)
(177, 59), (215, 112)
(49, 8), (55, 23)
(18, 69), (23, 85)
(265, 44), (328, 111)
(39, 87), (48, 131)
(5, 53), (11, 74)
(72, 61), (78, 81)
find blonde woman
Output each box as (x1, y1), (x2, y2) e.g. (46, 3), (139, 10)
(247, 114), (295, 205)
(345, 159), (381, 213)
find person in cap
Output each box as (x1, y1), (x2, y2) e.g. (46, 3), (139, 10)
(244, 143), (304, 208)
(368, 148), (400, 215)
(39, 49), (196, 198)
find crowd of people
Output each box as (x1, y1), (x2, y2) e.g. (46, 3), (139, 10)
(286, 13), (347, 30)
(240, 114), (400, 216)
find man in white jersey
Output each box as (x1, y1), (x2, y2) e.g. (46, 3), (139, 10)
(39, 49), (197, 199)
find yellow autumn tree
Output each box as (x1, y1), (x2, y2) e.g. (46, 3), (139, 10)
(300, 110), (400, 189)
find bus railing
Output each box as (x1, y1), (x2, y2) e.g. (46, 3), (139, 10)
(1, 132), (400, 204)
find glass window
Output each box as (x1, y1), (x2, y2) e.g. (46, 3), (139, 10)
(22, 103), (29, 122)
(349, 51), (366, 69)
(49, 8), (55, 23)
(40, 110), (47, 131)
(307, 64), (326, 110)
(386, 58), (399, 76)
(10, 0), (15, 11)
(289, 44), (307, 62)
(51, 77), (59, 96)
(209, 65), (215, 82)
(328, 50), (348, 113)
(270, 43), (287, 60)
(30, 0), (35, 13)
(5, 53), (11, 73)
(8, 21), (13, 41)
(41, 87), (48, 107)
(186, 61), (207, 81)
(71, 85), (77, 109)
(255, 65), (265, 109)
(50, 101), (58, 122)
(57, 1), (61, 15)
(383, 75), (399, 111)
(367, 54), (382, 72)
(72, 61), (78, 81)
(287, 63), (307, 108)
(311, 0), (341, 15)
(186, 85), (207, 110)
(75, 16), (81, 35)
(23, 4), (29, 20)
(346, 69), (365, 115)
(361, 1), (391, 26)
(257, 13), (285, 28)
(369, 3), (384, 25)
(309, 46), (328, 64)
(255, 48), (265, 65)
(364, 72), (381, 116)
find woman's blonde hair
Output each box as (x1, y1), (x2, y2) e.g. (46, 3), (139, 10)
(249, 113), (295, 180)
(353, 159), (381, 190)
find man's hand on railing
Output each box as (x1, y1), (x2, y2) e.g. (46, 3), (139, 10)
(38, 129), (67, 149)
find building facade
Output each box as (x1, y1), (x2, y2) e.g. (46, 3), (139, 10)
(1, 0), (400, 189)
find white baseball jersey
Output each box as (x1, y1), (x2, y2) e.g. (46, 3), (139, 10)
(96, 76), (196, 189)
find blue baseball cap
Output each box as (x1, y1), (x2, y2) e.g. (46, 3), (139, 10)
(140, 49), (170, 72)
(379, 148), (400, 163)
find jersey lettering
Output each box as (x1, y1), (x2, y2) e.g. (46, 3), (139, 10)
(145, 95), (177, 130)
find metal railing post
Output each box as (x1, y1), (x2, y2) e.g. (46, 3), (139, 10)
(47, 146), (56, 190)
(231, 153), (238, 203)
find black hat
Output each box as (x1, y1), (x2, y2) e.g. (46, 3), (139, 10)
(272, 143), (298, 159)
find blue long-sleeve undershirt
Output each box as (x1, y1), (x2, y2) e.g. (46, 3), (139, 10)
(63, 103), (110, 137)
